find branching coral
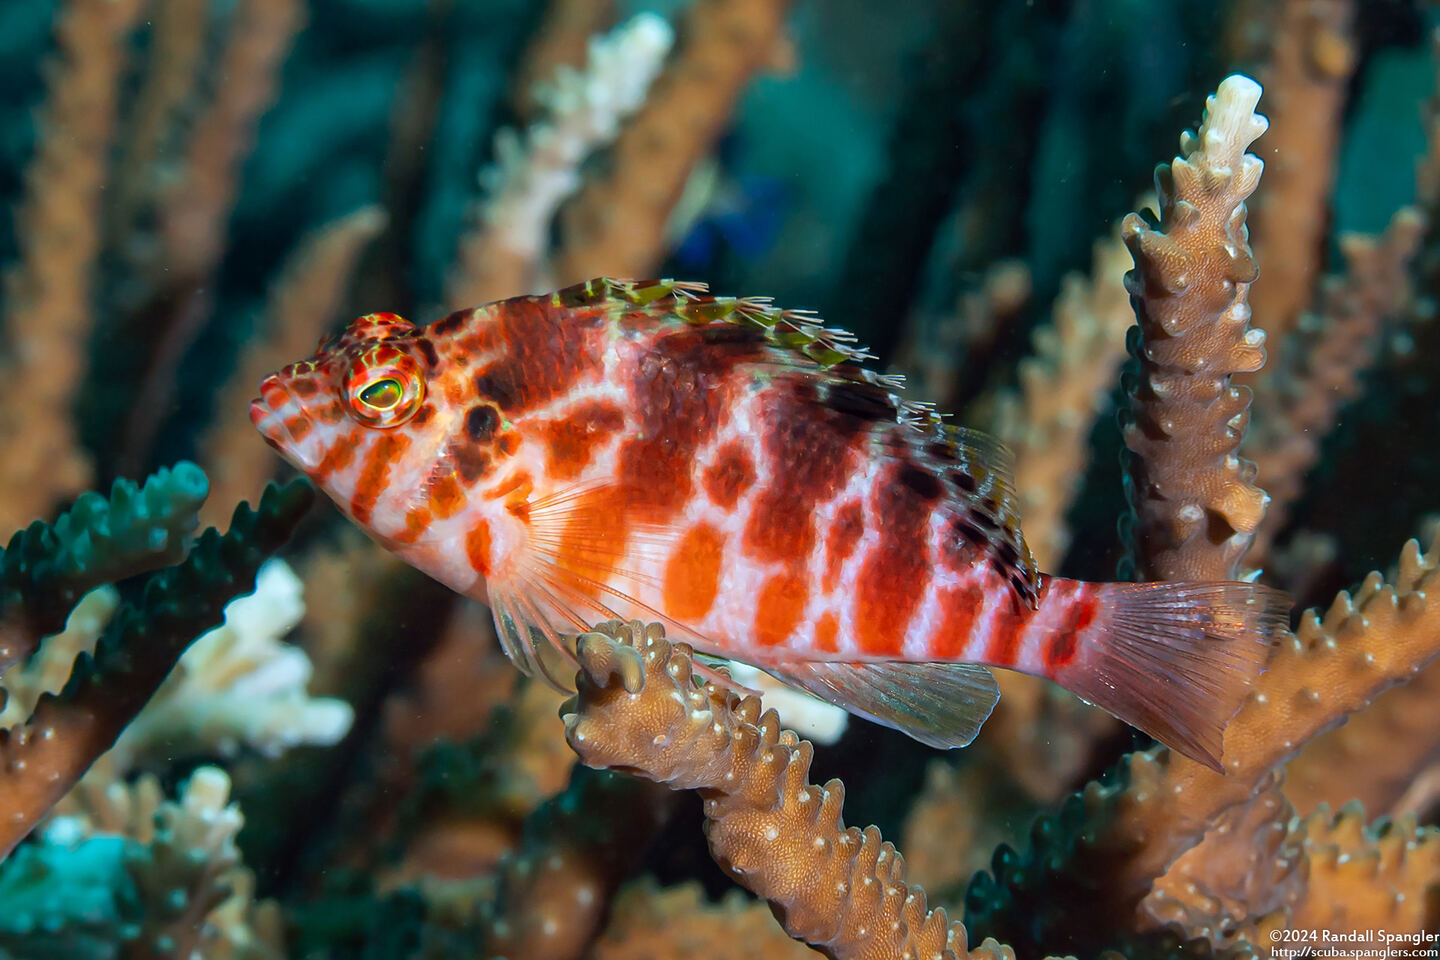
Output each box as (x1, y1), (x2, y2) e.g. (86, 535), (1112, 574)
(6, 2), (1440, 958)
(0, 472), (313, 858)
(0, 767), (285, 960)
(0, 0), (145, 532)
(554, 0), (796, 283)
(961, 72), (1440, 959)
(447, 12), (675, 307)
(1119, 75), (1270, 583)
(0, 463), (208, 675)
(106, 557), (352, 770)
(562, 620), (1017, 960)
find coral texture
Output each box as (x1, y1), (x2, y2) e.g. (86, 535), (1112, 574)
(4, 3), (1440, 958)
(563, 620), (1015, 960)
(1120, 75), (1270, 583)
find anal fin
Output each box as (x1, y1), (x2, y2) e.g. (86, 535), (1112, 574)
(763, 660), (1000, 749)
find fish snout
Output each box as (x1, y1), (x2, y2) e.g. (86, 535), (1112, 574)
(250, 372), (319, 469)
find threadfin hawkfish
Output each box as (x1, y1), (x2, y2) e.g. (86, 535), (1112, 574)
(251, 278), (1284, 770)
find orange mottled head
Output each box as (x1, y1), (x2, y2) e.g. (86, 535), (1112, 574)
(251, 313), (441, 518)
(250, 311), (515, 589)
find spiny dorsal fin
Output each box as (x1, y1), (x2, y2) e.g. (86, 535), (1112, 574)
(551, 277), (875, 369)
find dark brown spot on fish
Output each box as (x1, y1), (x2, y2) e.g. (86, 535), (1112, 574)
(452, 442), (493, 483)
(1044, 591), (1096, 670)
(411, 404), (435, 427)
(744, 380), (860, 563)
(616, 327), (759, 517)
(971, 511), (999, 531)
(290, 379), (319, 398)
(474, 368), (521, 411)
(465, 299), (607, 417)
(414, 338), (439, 369)
(431, 310), (468, 336)
(1046, 630), (1077, 670)
(949, 470), (978, 494)
(820, 379), (895, 423)
(823, 501), (865, 591)
(952, 518), (985, 546)
(896, 463), (942, 501)
(466, 405), (499, 442)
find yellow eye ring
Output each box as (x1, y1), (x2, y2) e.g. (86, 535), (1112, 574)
(346, 349), (425, 427)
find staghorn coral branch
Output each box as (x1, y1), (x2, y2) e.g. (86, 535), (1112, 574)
(554, 0), (795, 283)
(1279, 806), (1440, 936)
(968, 527), (1440, 954)
(111, 0), (210, 241)
(446, 13), (674, 308)
(512, 0), (616, 121)
(593, 878), (817, 960)
(0, 587), (116, 728)
(1135, 527), (1440, 911)
(1119, 74), (1270, 582)
(0, 478), (313, 860)
(1282, 524), (1440, 818)
(1246, 208), (1425, 565)
(1284, 657), (1440, 819)
(992, 230), (1133, 570)
(159, 0), (304, 282)
(0, 462), (210, 674)
(1241, 0), (1356, 367)
(1142, 780), (1305, 941)
(478, 766), (673, 960)
(0, 0), (145, 534)
(1146, 795), (1440, 946)
(563, 620), (1016, 960)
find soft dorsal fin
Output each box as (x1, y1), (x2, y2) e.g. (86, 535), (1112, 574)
(763, 659), (1000, 749)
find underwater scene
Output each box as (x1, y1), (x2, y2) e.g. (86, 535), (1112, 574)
(1, 0), (1439, 956)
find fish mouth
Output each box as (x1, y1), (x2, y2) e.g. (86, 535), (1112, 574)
(250, 374), (318, 470)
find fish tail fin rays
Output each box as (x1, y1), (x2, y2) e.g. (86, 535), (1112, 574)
(764, 660), (1000, 749)
(1060, 581), (1288, 771)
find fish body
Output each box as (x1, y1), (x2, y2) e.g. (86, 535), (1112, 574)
(251, 278), (1283, 770)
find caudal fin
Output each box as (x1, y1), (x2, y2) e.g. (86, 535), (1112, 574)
(1063, 581), (1287, 772)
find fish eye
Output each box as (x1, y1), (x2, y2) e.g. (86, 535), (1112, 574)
(359, 378), (404, 411)
(346, 349), (425, 427)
